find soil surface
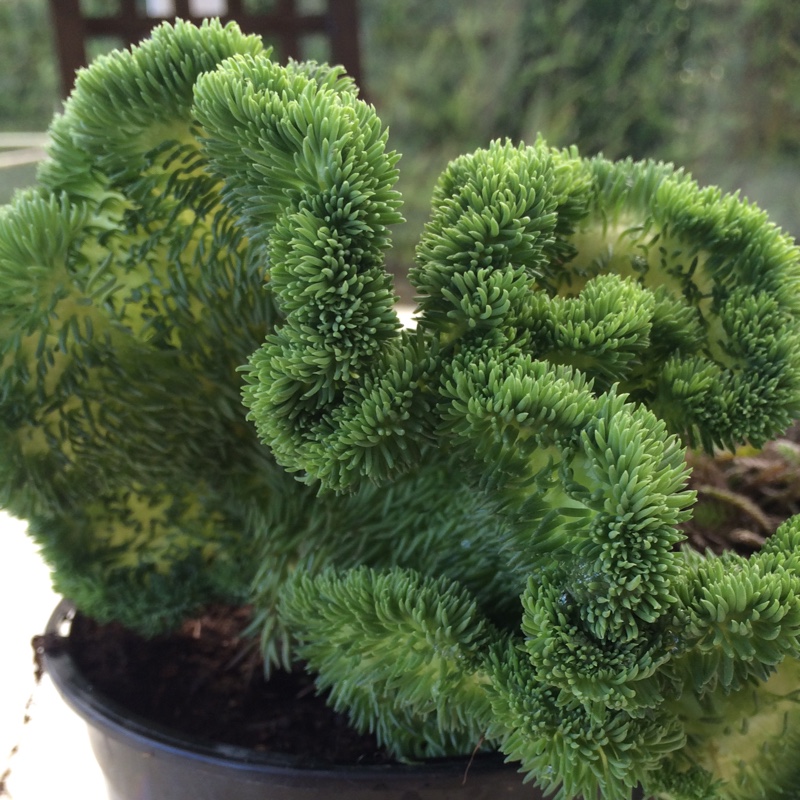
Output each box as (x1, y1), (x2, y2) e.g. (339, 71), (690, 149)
(682, 423), (800, 554)
(46, 605), (394, 766)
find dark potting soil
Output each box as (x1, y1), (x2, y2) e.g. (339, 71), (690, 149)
(42, 605), (394, 767)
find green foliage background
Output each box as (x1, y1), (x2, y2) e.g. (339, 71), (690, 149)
(2, 0), (800, 290)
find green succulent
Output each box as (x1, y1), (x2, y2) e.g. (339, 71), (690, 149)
(3, 19), (800, 799)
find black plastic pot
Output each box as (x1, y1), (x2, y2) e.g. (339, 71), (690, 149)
(43, 599), (535, 800)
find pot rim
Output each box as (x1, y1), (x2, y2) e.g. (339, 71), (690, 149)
(42, 598), (514, 782)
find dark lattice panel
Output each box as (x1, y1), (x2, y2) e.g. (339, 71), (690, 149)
(48, 0), (362, 97)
